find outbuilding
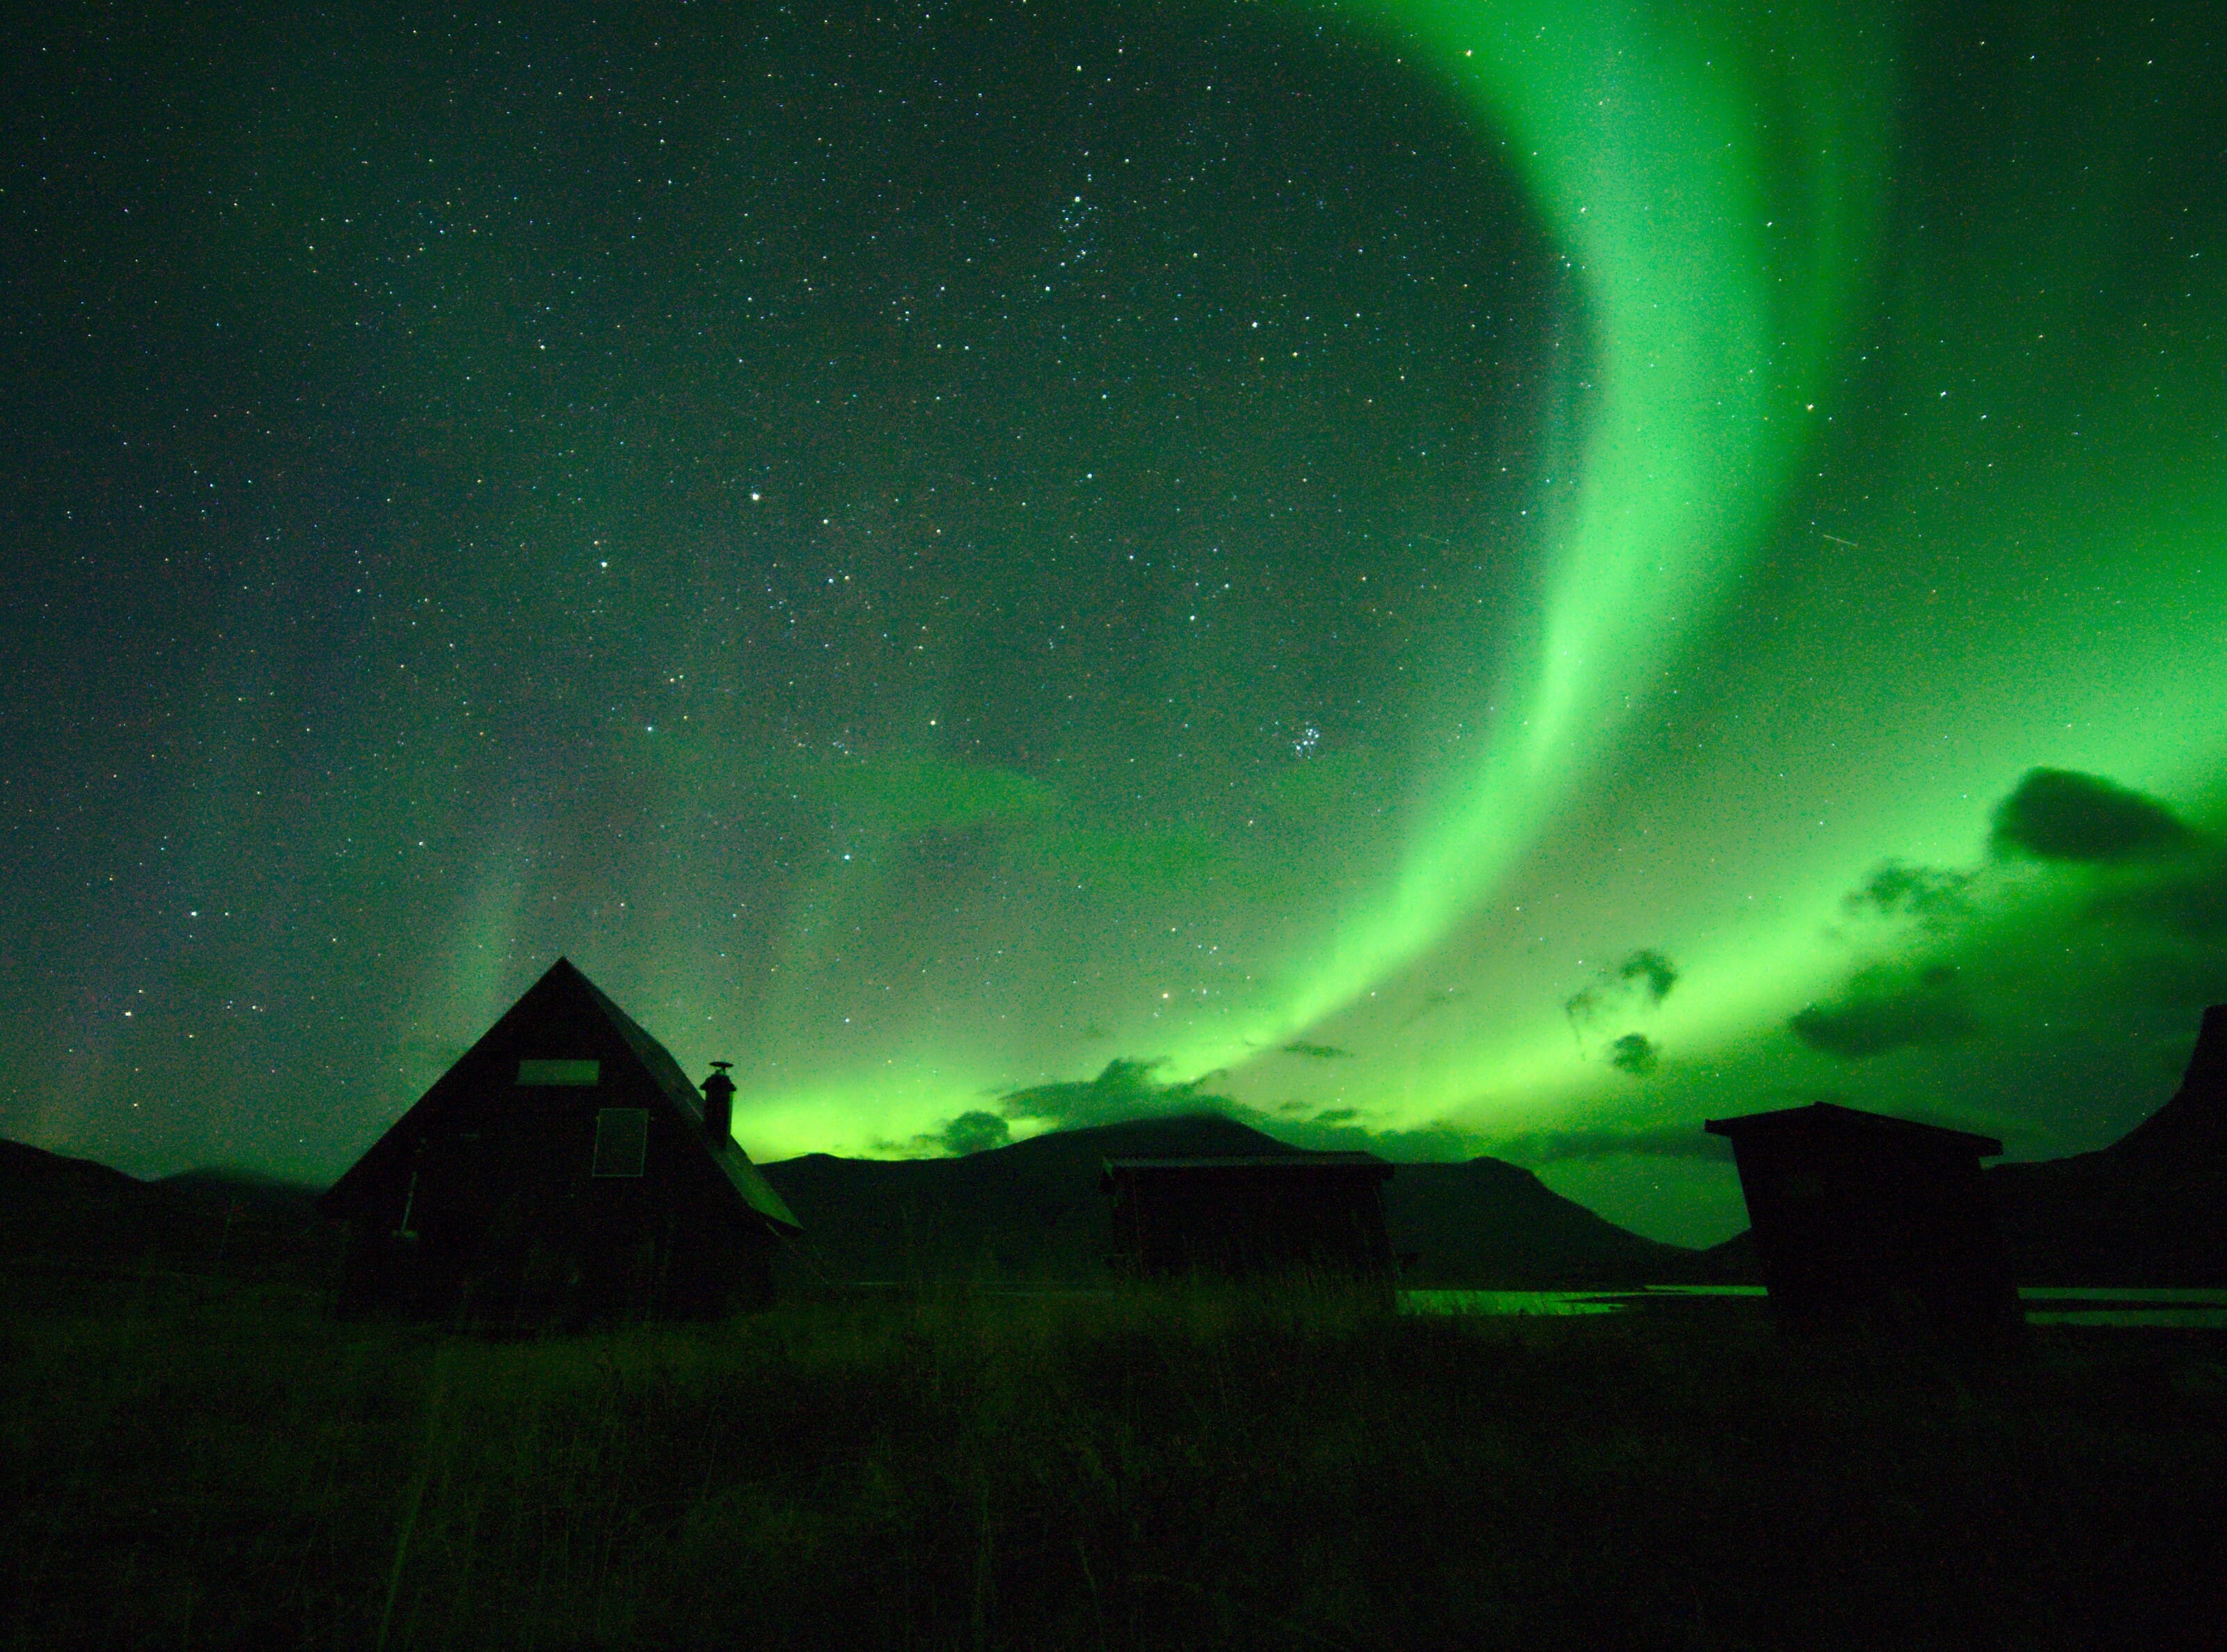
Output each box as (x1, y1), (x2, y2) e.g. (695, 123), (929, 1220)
(319, 958), (799, 1326)
(1100, 1153), (1395, 1278)
(1705, 1102), (2021, 1339)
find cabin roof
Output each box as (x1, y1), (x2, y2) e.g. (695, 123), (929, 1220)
(1704, 1101), (2003, 1159)
(560, 963), (800, 1229)
(322, 958), (799, 1232)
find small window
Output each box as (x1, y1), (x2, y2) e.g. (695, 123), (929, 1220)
(591, 1108), (649, 1177)
(518, 1058), (600, 1087)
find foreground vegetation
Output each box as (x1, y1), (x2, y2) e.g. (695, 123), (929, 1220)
(5, 1265), (2224, 1651)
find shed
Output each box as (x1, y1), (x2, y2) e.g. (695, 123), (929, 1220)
(319, 958), (800, 1326)
(1705, 1102), (2021, 1338)
(1100, 1154), (1395, 1278)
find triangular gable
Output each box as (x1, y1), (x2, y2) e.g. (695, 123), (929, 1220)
(321, 958), (799, 1231)
(564, 967), (800, 1230)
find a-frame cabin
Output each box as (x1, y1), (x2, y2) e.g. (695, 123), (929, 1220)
(319, 958), (800, 1326)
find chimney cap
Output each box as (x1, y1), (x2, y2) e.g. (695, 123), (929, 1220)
(708, 1060), (734, 1074)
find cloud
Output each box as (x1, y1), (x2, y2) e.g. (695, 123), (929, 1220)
(1789, 964), (1978, 1060)
(1567, 947), (1679, 1027)
(999, 1057), (1205, 1130)
(1490, 1124), (1731, 1164)
(1564, 949), (1677, 1077)
(1843, 861), (1972, 924)
(1281, 1040), (1352, 1060)
(2084, 850), (2227, 944)
(893, 1109), (1015, 1157)
(1617, 949), (1678, 1004)
(1608, 1033), (1659, 1076)
(995, 1056), (1483, 1161)
(937, 1111), (1012, 1155)
(1989, 768), (2197, 864)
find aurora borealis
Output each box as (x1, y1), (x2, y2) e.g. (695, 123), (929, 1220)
(5, 0), (2223, 1244)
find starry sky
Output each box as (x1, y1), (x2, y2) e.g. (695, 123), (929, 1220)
(5, 0), (2223, 1246)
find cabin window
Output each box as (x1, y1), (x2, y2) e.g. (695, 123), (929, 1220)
(591, 1108), (649, 1177)
(518, 1058), (600, 1087)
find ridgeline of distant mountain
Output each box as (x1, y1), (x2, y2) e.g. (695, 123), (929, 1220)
(17, 1024), (2227, 1290)
(753, 1015), (2227, 1292)
(0, 1117), (1710, 1288)
(0, 1140), (335, 1281)
(756, 1114), (1712, 1288)
(1983, 1004), (2227, 1285)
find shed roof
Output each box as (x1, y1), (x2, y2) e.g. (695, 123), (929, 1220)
(1704, 1101), (2002, 1159)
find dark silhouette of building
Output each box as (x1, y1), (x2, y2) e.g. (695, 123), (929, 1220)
(319, 958), (799, 1326)
(1100, 1154), (1395, 1278)
(1706, 1102), (2022, 1339)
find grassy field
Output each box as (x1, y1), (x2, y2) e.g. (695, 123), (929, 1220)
(5, 1266), (2224, 1651)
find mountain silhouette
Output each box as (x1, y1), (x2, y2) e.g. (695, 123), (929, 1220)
(3, 1113), (1706, 1290)
(0, 1140), (332, 1280)
(1984, 1003), (2227, 1285)
(757, 1114), (1709, 1287)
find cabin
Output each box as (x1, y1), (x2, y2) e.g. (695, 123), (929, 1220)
(1100, 1154), (1395, 1278)
(1705, 1102), (2022, 1340)
(319, 958), (800, 1327)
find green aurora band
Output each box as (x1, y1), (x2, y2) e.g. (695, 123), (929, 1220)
(8, 1), (2224, 1243)
(1171, 0), (1896, 1069)
(746, 0), (2224, 1168)
(676, 1), (2219, 1162)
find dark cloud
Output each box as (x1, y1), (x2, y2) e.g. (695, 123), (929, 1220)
(1281, 1041), (1352, 1060)
(2085, 852), (2227, 944)
(1989, 768), (2196, 864)
(937, 1111), (1012, 1156)
(1608, 1033), (1660, 1076)
(1844, 861), (1972, 923)
(1399, 985), (1466, 1028)
(998, 1057), (1211, 1131)
(891, 1109), (1015, 1157)
(1789, 964), (1978, 1061)
(1491, 1125), (1731, 1164)
(1565, 947), (1678, 1028)
(995, 1056), (1483, 1161)
(1617, 949), (1679, 1004)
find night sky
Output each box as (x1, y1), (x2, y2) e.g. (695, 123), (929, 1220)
(6, 0), (2224, 1246)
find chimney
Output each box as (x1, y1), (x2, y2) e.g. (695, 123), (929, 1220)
(702, 1061), (736, 1147)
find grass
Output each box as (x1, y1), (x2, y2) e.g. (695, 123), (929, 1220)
(4, 1264), (2226, 1651)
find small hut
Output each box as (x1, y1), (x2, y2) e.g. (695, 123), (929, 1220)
(319, 958), (800, 1326)
(1706, 1102), (2021, 1339)
(1100, 1154), (1395, 1278)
